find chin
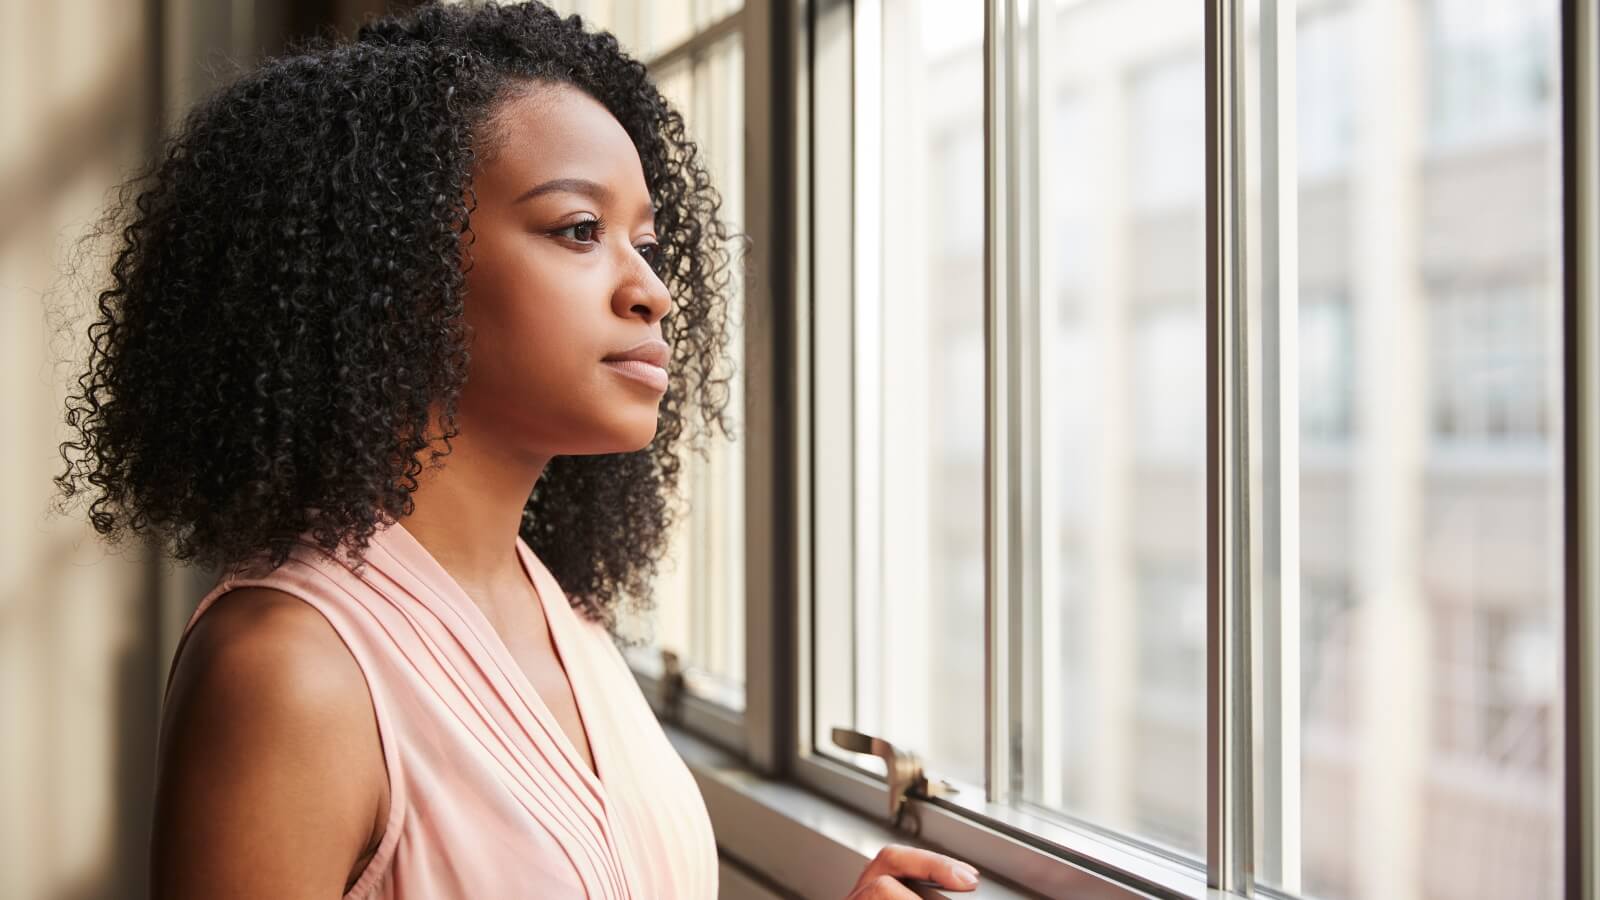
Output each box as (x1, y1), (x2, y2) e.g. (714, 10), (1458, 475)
(623, 423), (660, 452)
(603, 414), (661, 454)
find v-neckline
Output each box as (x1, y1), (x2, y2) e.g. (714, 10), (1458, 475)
(513, 534), (607, 788)
(386, 520), (608, 795)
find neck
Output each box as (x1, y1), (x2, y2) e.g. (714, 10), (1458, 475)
(397, 422), (550, 601)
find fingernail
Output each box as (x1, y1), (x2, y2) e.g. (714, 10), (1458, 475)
(952, 863), (979, 887)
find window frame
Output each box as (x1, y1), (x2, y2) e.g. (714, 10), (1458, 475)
(622, 0), (1600, 897)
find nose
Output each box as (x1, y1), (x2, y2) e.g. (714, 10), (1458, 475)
(611, 244), (673, 325)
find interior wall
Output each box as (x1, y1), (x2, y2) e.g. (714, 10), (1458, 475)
(0, 3), (409, 897)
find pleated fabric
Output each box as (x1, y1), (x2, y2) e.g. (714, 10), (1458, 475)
(169, 519), (719, 899)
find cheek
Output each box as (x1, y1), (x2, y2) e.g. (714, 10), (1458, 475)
(471, 302), (571, 389)
(461, 255), (599, 396)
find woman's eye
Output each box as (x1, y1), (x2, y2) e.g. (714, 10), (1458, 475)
(555, 218), (604, 244)
(637, 242), (661, 268)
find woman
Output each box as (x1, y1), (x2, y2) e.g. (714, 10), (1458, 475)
(56, 2), (982, 897)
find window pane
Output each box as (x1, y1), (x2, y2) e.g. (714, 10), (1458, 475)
(644, 0), (695, 58)
(548, 0), (742, 61)
(813, 0), (987, 788)
(538, 1), (633, 53)
(618, 35), (747, 709)
(1020, 0), (1209, 862)
(1248, 1), (1564, 897)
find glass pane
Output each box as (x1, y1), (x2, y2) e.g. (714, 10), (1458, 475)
(540, 2), (644, 64)
(1019, 0), (1209, 863)
(703, 0), (743, 28)
(1247, 1), (1564, 897)
(813, 0), (987, 788)
(618, 35), (746, 709)
(645, 0), (695, 58)
(550, 0), (743, 61)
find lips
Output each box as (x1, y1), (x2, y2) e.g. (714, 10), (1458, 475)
(601, 338), (670, 368)
(601, 338), (670, 393)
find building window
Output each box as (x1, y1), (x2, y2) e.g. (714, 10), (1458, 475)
(1428, 281), (1550, 447)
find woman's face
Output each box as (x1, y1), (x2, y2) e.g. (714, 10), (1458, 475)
(453, 82), (673, 460)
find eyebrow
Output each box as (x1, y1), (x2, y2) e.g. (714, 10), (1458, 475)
(514, 176), (657, 225)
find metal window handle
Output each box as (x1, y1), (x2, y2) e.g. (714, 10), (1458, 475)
(831, 727), (957, 835)
(660, 649), (686, 724)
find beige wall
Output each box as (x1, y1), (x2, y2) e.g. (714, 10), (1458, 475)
(0, 3), (400, 898)
(3, 3), (163, 898)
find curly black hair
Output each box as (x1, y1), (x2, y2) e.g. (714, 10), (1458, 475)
(54, 1), (740, 629)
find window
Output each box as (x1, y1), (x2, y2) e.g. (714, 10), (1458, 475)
(642, 35), (748, 711)
(809, 0), (989, 790)
(1429, 281), (1552, 447)
(1130, 54), (1208, 214)
(1296, 9), (1355, 180)
(1131, 563), (1207, 852)
(806, 1), (1218, 893)
(1248, 0), (1565, 896)
(1300, 576), (1357, 734)
(1432, 604), (1557, 774)
(552, 0), (742, 60)
(790, 0), (1590, 898)
(1132, 306), (1207, 464)
(1046, 0), (1213, 866)
(1427, 0), (1558, 150)
(1299, 293), (1354, 443)
(543, 0), (751, 722)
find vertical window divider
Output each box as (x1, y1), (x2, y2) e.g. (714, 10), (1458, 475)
(741, 0), (790, 776)
(1258, 0), (1302, 890)
(1015, 0), (1059, 814)
(983, 0), (1021, 808)
(1001, 0), (1046, 813)
(1206, 0), (1255, 892)
(1562, 0), (1600, 896)
(785, 0), (815, 777)
(852, 0), (883, 738)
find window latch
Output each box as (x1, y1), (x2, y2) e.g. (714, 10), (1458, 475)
(831, 727), (957, 835)
(660, 648), (686, 724)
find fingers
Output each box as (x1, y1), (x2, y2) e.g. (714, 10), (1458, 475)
(849, 874), (922, 899)
(849, 843), (982, 895)
(873, 844), (981, 890)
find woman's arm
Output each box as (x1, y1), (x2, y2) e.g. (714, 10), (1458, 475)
(151, 588), (388, 899)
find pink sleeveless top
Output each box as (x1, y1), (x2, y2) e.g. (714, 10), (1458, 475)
(167, 520), (718, 899)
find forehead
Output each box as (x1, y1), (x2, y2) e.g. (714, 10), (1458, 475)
(479, 83), (649, 199)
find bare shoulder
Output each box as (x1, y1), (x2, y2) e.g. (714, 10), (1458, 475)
(153, 587), (389, 899)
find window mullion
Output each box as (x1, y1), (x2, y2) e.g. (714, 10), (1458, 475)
(852, 0), (884, 746)
(787, 0), (821, 781)
(1205, 0), (1254, 893)
(1257, 0), (1302, 890)
(1017, 0), (1060, 814)
(1562, 0), (1600, 895)
(740, 0), (790, 775)
(983, 0), (1020, 809)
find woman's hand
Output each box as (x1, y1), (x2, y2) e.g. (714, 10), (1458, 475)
(845, 844), (982, 897)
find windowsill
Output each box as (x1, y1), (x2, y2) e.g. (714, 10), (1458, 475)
(635, 672), (1202, 897)
(632, 667), (748, 757)
(662, 724), (1042, 900)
